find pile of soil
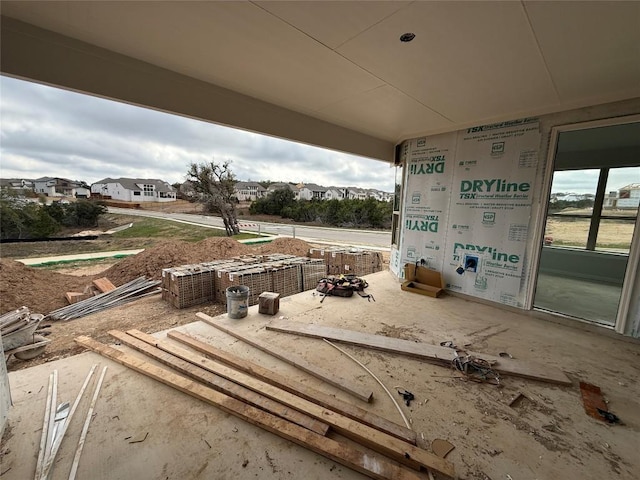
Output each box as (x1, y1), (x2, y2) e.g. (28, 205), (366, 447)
(0, 237), (311, 316)
(102, 237), (253, 286)
(258, 238), (312, 257)
(0, 259), (91, 315)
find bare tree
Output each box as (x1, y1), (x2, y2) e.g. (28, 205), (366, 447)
(187, 160), (240, 236)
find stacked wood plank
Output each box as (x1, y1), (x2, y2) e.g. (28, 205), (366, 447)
(75, 325), (455, 480)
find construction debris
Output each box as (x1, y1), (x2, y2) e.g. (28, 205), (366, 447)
(37, 365), (98, 480)
(92, 277), (117, 293)
(167, 330), (416, 444)
(197, 312), (374, 403)
(75, 334), (455, 479)
(1, 306), (50, 360)
(431, 438), (455, 459)
(579, 382), (621, 424)
(47, 277), (161, 321)
(265, 321), (572, 385)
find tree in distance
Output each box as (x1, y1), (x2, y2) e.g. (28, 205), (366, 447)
(187, 159), (240, 236)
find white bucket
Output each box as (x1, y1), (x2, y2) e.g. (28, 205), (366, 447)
(226, 286), (249, 319)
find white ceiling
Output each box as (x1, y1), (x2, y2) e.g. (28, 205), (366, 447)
(1, 1), (639, 147)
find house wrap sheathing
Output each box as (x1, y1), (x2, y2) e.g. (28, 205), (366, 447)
(391, 100), (640, 338)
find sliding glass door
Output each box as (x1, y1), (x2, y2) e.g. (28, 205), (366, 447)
(534, 122), (640, 326)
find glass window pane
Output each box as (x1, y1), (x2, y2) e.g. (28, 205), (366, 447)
(545, 169), (599, 249)
(597, 166), (639, 253)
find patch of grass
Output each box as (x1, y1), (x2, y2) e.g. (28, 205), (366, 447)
(112, 217), (259, 242)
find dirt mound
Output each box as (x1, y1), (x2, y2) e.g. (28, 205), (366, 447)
(0, 238), (308, 315)
(193, 237), (252, 261)
(102, 238), (252, 285)
(258, 238), (311, 257)
(0, 259), (91, 315)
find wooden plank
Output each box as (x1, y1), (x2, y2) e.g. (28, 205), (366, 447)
(65, 292), (91, 304)
(108, 330), (329, 436)
(92, 277), (116, 293)
(74, 336), (442, 480)
(266, 321), (572, 386)
(124, 329), (453, 476)
(167, 330), (417, 445)
(196, 312), (374, 402)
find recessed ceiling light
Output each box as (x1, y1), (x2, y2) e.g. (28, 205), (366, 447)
(400, 33), (416, 42)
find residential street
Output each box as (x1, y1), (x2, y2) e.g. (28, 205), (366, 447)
(107, 207), (392, 249)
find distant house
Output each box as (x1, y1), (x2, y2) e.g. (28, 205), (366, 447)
(0, 178), (34, 191)
(324, 187), (345, 200)
(33, 177), (90, 198)
(266, 182), (294, 195)
(298, 183), (327, 200)
(234, 181), (267, 201)
(617, 183), (640, 209)
(347, 187), (367, 200)
(91, 177), (176, 202)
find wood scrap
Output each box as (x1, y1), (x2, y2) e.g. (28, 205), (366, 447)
(35, 372), (55, 480)
(266, 321), (571, 386)
(166, 330), (416, 445)
(108, 330), (329, 436)
(65, 292), (91, 305)
(69, 366), (108, 480)
(75, 335), (454, 480)
(114, 330), (453, 476)
(39, 365), (98, 480)
(431, 439), (455, 459)
(196, 312), (374, 402)
(579, 381), (616, 422)
(92, 277), (116, 293)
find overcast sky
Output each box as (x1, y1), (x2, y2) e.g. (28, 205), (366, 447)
(1, 76), (637, 195)
(0, 76), (395, 191)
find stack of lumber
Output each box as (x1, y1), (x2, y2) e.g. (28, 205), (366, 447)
(76, 323), (455, 480)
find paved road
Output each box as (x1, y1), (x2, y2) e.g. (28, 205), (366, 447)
(108, 207), (391, 249)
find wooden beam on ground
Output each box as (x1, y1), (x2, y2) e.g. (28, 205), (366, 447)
(122, 329), (453, 476)
(65, 292), (91, 304)
(167, 330), (416, 445)
(196, 312), (374, 402)
(265, 321), (572, 386)
(92, 277), (116, 293)
(74, 336), (442, 480)
(108, 330), (328, 436)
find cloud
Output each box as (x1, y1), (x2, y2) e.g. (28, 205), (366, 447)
(551, 168), (639, 194)
(0, 76), (396, 191)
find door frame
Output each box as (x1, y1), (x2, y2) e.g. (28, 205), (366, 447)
(526, 114), (640, 333)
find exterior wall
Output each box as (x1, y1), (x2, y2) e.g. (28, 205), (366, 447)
(91, 182), (175, 202)
(395, 98), (640, 335)
(91, 182), (132, 201)
(74, 187), (91, 198)
(299, 188), (312, 200)
(617, 189), (640, 209)
(34, 181), (57, 196)
(235, 186), (264, 201)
